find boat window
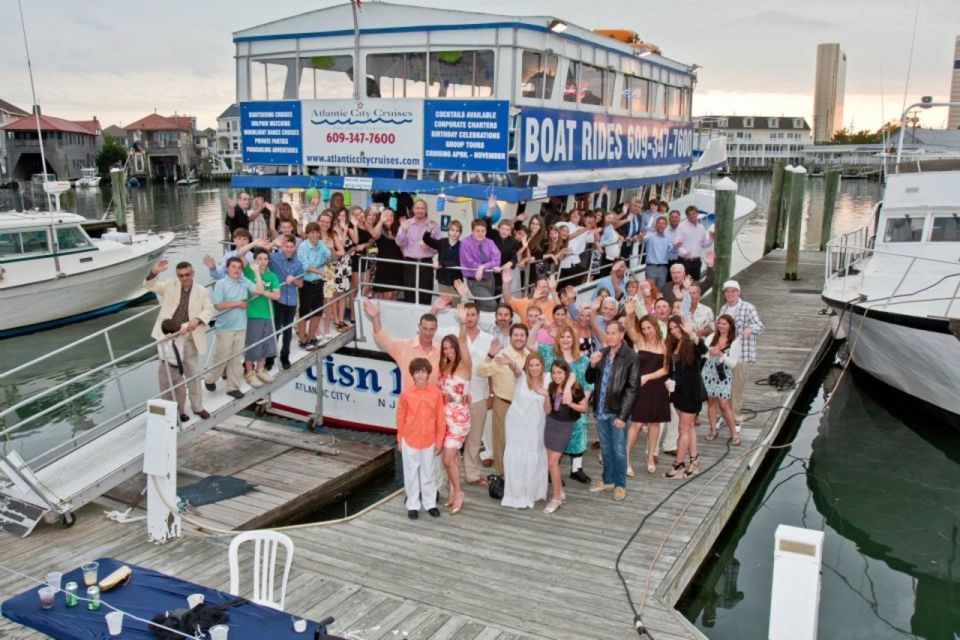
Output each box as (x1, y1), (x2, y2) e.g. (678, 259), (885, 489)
(563, 61), (581, 103)
(298, 55), (355, 99)
(366, 52), (430, 98)
(56, 226), (92, 251)
(622, 76), (649, 113)
(930, 215), (960, 242)
(250, 59), (295, 100)
(1, 229), (50, 257)
(579, 64), (608, 106)
(520, 51), (558, 100)
(427, 50), (495, 98)
(882, 217), (924, 243)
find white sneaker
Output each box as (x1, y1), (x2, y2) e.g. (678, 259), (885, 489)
(245, 371), (263, 388)
(257, 369), (276, 383)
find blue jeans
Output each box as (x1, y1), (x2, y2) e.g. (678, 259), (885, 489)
(645, 264), (668, 291)
(597, 415), (627, 488)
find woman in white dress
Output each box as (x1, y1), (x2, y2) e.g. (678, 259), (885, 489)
(501, 352), (549, 509)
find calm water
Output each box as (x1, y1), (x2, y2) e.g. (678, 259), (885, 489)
(677, 366), (960, 640)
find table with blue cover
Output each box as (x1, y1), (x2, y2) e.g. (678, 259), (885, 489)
(1, 557), (340, 639)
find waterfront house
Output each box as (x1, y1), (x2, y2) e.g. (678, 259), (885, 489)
(216, 104), (242, 174)
(1, 108), (102, 181)
(694, 115), (811, 171)
(0, 99), (29, 182)
(123, 113), (199, 182)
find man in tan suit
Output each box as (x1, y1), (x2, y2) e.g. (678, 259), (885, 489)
(476, 323), (530, 476)
(146, 259), (216, 422)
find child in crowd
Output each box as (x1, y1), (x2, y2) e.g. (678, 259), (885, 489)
(395, 358), (447, 520)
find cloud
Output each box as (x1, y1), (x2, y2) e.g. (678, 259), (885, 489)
(752, 10), (837, 30)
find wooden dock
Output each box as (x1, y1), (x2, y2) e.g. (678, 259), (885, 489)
(104, 415), (394, 531)
(1, 250), (832, 640)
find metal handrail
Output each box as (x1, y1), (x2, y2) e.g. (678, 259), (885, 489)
(825, 231), (960, 318)
(12, 286), (354, 471)
(0, 270), (312, 437)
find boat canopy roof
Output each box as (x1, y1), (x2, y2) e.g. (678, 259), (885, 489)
(233, 1), (693, 77)
(0, 211), (87, 231)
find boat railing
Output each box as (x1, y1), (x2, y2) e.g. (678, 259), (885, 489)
(0, 271), (348, 471)
(825, 230), (960, 319)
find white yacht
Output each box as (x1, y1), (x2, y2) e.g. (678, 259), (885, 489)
(0, 211), (174, 337)
(822, 101), (960, 428)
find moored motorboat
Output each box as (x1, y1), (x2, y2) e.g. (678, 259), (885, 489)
(822, 101), (960, 428)
(0, 211), (174, 337)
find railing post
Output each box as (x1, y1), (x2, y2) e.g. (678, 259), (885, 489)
(883, 256), (916, 310)
(104, 332), (130, 417)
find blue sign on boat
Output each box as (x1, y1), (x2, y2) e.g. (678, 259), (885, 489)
(240, 101), (303, 165)
(519, 107), (694, 173)
(423, 100), (509, 172)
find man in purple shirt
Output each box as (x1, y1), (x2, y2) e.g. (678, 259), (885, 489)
(396, 199), (442, 304)
(459, 219), (502, 311)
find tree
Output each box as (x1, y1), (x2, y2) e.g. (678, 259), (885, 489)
(95, 135), (127, 176)
(825, 122), (901, 145)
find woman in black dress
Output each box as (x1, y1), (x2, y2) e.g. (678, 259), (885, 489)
(370, 209), (403, 300)
(663, 315), (707, 479)
(624, 303), (670, 476)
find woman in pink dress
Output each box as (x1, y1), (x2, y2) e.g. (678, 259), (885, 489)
(438, 305), (473, 514)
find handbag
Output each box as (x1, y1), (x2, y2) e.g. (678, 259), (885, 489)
(487, 474), (504, 500)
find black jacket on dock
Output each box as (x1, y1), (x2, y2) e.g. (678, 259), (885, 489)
(585, 343), (639, 423)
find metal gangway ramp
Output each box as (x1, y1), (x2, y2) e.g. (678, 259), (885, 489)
(0, 286), (357, 537)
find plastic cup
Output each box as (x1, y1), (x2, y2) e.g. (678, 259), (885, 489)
(45, 572), (63, 591)
(38, 586), (56, 609)
(81, 562), (99, 587)
(187, 593), (204, 609)
(105, 611), (123, 636)
(209, 624), (229, 640)
(292, 617), (306, 633)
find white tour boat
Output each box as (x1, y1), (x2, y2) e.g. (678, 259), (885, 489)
(0, 210), (174, 337)
(822, 100), (960, 428)
(227, 2), (747, 430)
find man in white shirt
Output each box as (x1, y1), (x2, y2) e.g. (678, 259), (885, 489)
(675, 205), (714, 279)
(458, 302), (495, 485)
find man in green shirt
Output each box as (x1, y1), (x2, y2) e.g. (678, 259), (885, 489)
(243, 248), (281, 387)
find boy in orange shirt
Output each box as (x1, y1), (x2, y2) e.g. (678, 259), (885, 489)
(396, 358), (447, 519)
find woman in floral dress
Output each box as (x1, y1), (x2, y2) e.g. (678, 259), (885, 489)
(438, 306), (473, 514)
(333, 208), (356, 331)
(317, 211), (344, 339)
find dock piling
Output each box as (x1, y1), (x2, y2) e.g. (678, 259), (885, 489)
(784, 165), (807, 281)
(818, 169), (841, 251)
(109, 168), (127, 232)
(776, 165), (794, 249)
(711, 177), (738, 312)
(764, 160), (786, 255)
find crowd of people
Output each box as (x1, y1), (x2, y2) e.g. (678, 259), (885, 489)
(143, 189), (764, 518)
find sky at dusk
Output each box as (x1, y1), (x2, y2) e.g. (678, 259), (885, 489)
(1, 0), (956, 132)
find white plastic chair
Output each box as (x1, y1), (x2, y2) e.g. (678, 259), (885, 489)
(228, 530), (294, 611)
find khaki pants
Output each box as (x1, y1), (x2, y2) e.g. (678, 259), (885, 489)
(463, 399), (491, 482)
(732, 362), (749, 421)
(158, 339), (204, 413)
(205, 330), (246, 392)
(491, 397), (510, 476)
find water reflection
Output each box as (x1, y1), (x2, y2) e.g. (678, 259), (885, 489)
(679, 367), (960, 640)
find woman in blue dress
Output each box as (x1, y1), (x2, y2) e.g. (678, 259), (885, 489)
(702, 314), (742, 445)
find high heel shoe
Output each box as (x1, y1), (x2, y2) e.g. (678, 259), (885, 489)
(646, 460), (656, 474)
(543, 498), (563, 514)
(684, 455), (701, 478)
(627, 466), (635, 477)
(665, 461), (686, 479)
(706, 429), (719, 441)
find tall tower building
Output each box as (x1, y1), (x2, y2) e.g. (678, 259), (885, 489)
(813, 43), (847, 142)
(948, 35), (960, 130)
